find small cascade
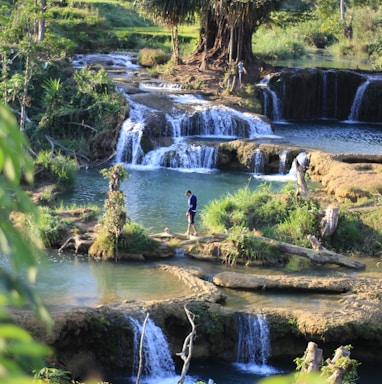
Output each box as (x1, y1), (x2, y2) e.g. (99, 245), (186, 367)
(258, 75), (282, 122)
(114, 98), (151, 164)
(141, 141), (218, 169)
(253, 149), (264, 175)
(128, 316), (176, 381)
(115, 95), (273, 170)
(348, 78), (370, 121)
(278, 149), (289, 174)
(235, 313), (270, 367)
(321, 70), (329, 118)
(180, 104), (272, 138)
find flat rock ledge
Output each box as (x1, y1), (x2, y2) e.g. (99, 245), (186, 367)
(213, 272), (352, 292)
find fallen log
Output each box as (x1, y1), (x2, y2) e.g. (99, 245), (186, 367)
(58, 233), (95, 254)
(257, 235), (365, 270)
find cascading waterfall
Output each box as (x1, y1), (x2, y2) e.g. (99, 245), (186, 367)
(115, 95), (273, 170)
(234, 313), (278, 375)
(253, 149), (264, 175)
(348, 77), (370, 121)
(278, 149), (289, 174)
(258, 75), (282, 122)
(259, 68), (382, 122)
(128, 316), (176, 381)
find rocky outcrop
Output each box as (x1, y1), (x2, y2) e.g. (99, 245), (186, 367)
(309, 151), (382, 201)
(12, 265), (382, 381)
(268, 69), (370, 121)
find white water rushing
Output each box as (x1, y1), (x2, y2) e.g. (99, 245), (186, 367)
(128, 316), (176, 382)
(234, 313), (279, 376)
(115, 94), (274, 171)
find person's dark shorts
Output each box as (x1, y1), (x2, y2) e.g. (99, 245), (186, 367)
(188, 211), (196, 224)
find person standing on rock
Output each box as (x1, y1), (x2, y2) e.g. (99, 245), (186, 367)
(185, 190), (198, 237)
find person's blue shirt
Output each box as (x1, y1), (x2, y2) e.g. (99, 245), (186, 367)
(188, 194), (197, 213)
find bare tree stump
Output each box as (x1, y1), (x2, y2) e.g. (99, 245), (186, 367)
(321, 204), (340, 238)
(326, 346), (351, 384)
(301, 341), (323, 373)
(293, 157), (310, 199)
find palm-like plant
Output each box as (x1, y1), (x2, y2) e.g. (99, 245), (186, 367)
(41, 78), (63, 111)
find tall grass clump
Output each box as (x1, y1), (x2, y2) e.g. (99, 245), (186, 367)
(35, 150), (78, 189)
(201, 184), (289, 233)
(221, 226), (283, 266)
(120, 221), (159, 253)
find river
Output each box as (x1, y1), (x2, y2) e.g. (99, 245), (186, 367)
(40, 52), (382, 383)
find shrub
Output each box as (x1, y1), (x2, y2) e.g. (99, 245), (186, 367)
(120, 221), (159, 253)
(221, 226), (284, 266)
(35, 150), (78, 189)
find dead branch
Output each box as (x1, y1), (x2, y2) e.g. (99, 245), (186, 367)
(58, 233), (95, 254)
(63, 121), (97, 132)
(177, 306), (196, 384)
(45, 134), (91, 162)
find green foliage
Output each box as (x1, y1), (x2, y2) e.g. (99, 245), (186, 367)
(89, 165), (128, 259)
(33, 367), (72, 384)
(275, 200), (320, 247)
(35, 150), (78, 188)
(259, 371), (324, 383)
(221, 226), (283, 265)
(327, 209), (364, 253)
(41, 78), (63, 111)
(0, 105), (52, 383)
(293, 345), (359, 384)
(253, 24), (307, 61)
(36, 207), (67, 248)
(120, 221), (159, 253)
(89, 231), (116, 260)
(138, 48), (171, 66)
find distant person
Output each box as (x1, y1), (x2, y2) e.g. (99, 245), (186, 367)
(238, 60), (246, 86)
(185, 190), (198, 236)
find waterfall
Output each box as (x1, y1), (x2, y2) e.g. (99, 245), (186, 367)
(253, 149), (264, 175)
(236, 313), (270, 366)
(278, 149), (288, 174)
(115, 95), (273, 170)
(258, 75), (282, 122)
(128, 316), (176, 381)
(348, 78), (370, 121)
(141, 141), (218, 169)
(114, 97), (151, 164)
(322, 71), (329, 118)
(180, 104), (272, 138)
(234, 313), (277, 375)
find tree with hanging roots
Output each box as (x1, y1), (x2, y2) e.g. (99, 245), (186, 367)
(138, 0), (282, 75)
(89, 164), (128, 260)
